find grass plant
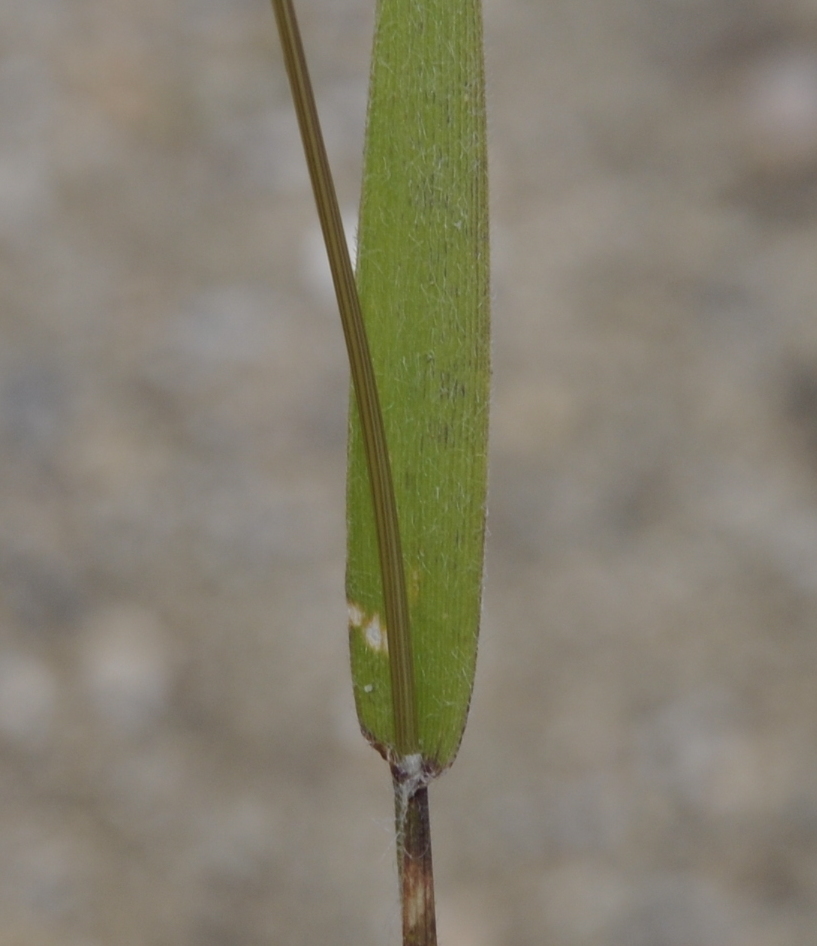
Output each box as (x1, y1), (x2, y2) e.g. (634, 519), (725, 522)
(271, 2), (489, 943)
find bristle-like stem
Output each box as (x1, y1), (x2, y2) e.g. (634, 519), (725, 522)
(270, 0), (419, 758)
(394, 779), (437, 946)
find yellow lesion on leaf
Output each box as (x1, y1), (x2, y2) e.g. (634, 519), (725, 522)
(408, 566), (422, 606)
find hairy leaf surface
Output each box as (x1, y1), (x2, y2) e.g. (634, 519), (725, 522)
(348, 0), (490, 772)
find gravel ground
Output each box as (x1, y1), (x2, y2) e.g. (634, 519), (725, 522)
(2, 1), (817, 944)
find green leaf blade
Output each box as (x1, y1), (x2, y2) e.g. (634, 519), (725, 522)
(348, 0), (490, 773)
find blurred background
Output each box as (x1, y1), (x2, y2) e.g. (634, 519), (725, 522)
(2, 0), (817, 943)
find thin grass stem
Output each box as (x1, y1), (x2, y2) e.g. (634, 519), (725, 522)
(270, 0), (419, 757)
(394, 779), (437, 946)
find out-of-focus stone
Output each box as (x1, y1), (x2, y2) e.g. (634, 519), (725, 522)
(436, 888), (501, 946)
(738, 48), (817, 178)
(0, 55), (55, 238)
(538, 863), (631, 944)
(191, 795), (280, 886)
(608, 873), (741, 946)
(78, 604), (173, 738)
(0, 651), (58, 748)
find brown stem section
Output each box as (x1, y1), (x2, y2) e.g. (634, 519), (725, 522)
(394, 780), (437, 946)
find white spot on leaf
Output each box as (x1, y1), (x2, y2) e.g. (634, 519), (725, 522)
(364, 614), (387, 653)
(347, 601), (388, 654)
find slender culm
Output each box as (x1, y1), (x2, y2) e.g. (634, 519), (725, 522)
(270, 0), (419, 758)
(271, 2), (489, 943)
